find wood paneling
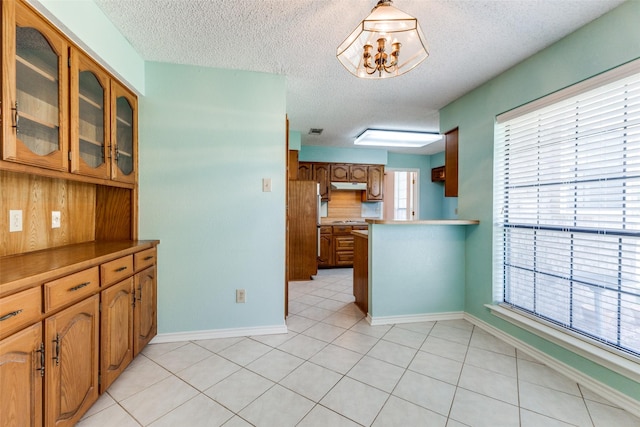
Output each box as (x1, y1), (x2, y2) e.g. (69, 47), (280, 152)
(0, 171), (95, 257)
(353, 233), (368, 315)
(327, 191), (362, 219)
(95, 186), (132, 241)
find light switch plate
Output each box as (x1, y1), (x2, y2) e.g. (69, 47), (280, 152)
(52, 211), (61, 229)
(262, 178), (272, 192)
(9, 210), (22, 232)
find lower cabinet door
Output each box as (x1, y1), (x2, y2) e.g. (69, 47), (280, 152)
(45, 295), (99, 427)
(100, 278), (134, 393)
(0, 323), (43, 427)
(134, 266), (157, 356)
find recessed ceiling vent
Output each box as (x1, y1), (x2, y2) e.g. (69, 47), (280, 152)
(308, 128), (323, 135)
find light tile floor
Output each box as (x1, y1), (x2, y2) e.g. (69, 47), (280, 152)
(78, 268), (640, 427)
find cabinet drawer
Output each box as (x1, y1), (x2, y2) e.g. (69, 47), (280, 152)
(335, 252), (354, 265)
(352, 225), (367, 231)
(101, 255), (133, 287)
(0, 286), (42, 339)
(320, 225), (332, 235)
(332, 225), (353, 235)
(44, 267), (99, 312)
(334, 236), (354, 251)
(135, 248), (156, 271)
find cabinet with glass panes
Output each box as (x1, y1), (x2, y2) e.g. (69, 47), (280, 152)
(2, 0), (69, 171)
(2, 0), (137, 185)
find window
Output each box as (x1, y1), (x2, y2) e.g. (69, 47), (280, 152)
(493, 61), (640, 359)
(383, 169), (419, 220)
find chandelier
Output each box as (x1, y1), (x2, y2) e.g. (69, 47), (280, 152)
(337, 0), (429, 79)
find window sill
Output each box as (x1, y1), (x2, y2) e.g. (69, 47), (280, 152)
(485, 304), (640, 383)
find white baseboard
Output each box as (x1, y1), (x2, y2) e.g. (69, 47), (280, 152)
(150, 323), (288, 344)
(367, 311), (464, 326)
(464, 312), (640, 419)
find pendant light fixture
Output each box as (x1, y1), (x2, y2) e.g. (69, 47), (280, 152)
(337, 0), (429, 79)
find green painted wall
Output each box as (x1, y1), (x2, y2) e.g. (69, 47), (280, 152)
(439, 0), (640, 399)
(138, 62), (287, 333)
(429, 152), (457, 219)
(299, 145), (388, 165)
(369, 223), (467, 317)
(386, 152), (440, 219)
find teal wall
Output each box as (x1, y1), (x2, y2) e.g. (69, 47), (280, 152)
(369, 224), (466, 318)
(289, 131), (302, 151)
(427, 152), (457, 219)
(386, 153), (440, 219)
(29, 0), (145, 94)
(299, 145), (388, 165)
(138, 62), (287, 333)
(439, 1), (640, 399)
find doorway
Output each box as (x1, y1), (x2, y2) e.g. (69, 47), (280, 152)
(383, 169), (419, 220)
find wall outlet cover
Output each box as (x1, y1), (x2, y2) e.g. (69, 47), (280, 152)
(9, 210), (22, 232)
(52, 211), (61, 229)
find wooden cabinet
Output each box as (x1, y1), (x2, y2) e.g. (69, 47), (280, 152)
(297, 162), (330, 200)
(318, 226), (333, 267)
(2, 0), (69, 171)
(365, 165), (384, 201)
(353, 233), (368, 315)
(298, 162), (313, 180)
(45, 294), (99, 427)
(110, 82), (137, 184)
(332, 225), (355, 267)
(431, 166), (445, 182)
(0, 322), (43, 427)
(445, 128), (459, 197)
(314, 163), (331, 201)
(331, 164), (367, 182)
(287, 180), (318, 280)
(70, 48), (110, 179)
(1, 0), (138, 186)
(0, 241), (158, 426)
(100, 278), (133, 393)
(133, 266), (157, 356)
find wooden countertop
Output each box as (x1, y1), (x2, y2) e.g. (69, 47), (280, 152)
(365, 219), (479, 225)
(0, 240), (159, 297)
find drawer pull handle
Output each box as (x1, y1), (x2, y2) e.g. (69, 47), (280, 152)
(36, 342), (45, 377)
(143, 256), (154, 261)
(115, 266), (128, 272)
(0, 309), (23, 322)
(69, 282), (91, 292)
(53, 334), (60, 366)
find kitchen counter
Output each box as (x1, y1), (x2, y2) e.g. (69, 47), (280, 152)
(358, 219), (479, 325)
(365, 219), (479, 225)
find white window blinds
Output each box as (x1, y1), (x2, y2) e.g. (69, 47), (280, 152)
(493, 63), (640, 358)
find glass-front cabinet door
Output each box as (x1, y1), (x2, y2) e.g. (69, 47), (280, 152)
(1, 0), (68, 171)
(110, 82), (137, 184)
(70, 49), (110, 179)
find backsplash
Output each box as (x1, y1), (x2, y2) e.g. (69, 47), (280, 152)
(325, 190), (382, 219)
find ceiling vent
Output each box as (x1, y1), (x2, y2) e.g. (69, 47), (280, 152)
(308, 128), (323, 135)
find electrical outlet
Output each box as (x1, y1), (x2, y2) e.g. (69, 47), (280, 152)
(236, 289), (246, 303)
(52, 211), (61, 229)
(9, 210), (22, 232)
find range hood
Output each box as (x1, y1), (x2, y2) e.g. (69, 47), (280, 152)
(331, 182), (367, 191)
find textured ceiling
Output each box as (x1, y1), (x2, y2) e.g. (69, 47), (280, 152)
(92, 0), (624, 155)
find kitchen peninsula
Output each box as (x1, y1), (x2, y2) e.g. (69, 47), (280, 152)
(353, 219), (479, 325)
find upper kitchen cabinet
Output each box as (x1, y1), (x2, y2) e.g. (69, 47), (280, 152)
(444, 128), (458, 197)
(110, 81), (137, 184)
(365, 165), (384, 201)
(70, 49), (110, 179)
(1, 0), (69, 171)
(330, 164), (367, 183)
(299, 161), (330, 200)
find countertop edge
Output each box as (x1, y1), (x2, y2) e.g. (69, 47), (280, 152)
(365, 219), (480, 225)
(352, 230), (369, 238)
